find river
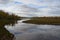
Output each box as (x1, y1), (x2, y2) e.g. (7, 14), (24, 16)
(5, 19), (60, 40)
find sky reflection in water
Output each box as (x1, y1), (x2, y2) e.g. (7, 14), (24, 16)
(5, 20), (60, 40)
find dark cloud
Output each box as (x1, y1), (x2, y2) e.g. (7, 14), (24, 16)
(0, 0), (10, 4)
(16, 5), (39, 17)
(21, 5), (39, 12)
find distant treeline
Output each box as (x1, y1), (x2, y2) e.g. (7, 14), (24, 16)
(0, 10), (21, 20)
(23, 17), (60, 25)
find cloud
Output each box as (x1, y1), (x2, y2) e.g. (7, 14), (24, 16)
(13, 5), (39, 17)
(0, 0), (60, 17)
(0, 4), (39, 17)
(0, 0), (12, 4)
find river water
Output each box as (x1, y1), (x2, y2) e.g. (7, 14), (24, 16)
(5, 19), (60, 40)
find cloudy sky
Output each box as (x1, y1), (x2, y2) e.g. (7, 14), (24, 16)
(0, 0), (60, 17)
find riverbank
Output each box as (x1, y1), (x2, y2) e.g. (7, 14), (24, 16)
(0, 10), (21, 40)
(0, 26), (14, 40)
(23, 17), (60, 25)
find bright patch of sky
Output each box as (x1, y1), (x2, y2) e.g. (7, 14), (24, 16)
(0, 0), (60, 17)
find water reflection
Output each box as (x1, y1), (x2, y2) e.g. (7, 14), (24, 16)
(5, 19), (60, 40)
(0, 20), (17, 40)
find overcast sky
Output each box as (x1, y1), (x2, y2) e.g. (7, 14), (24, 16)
(0, 0), (60, 17)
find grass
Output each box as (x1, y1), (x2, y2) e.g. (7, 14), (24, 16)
(23, 17), (60, 25)
(0, 19), (16, 40)
(0, 26), (14, 40)
(0, 10), (21, 40)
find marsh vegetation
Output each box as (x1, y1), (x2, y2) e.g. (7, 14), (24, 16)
(23, 17), (60, 25)
(0, 10), (21, 40)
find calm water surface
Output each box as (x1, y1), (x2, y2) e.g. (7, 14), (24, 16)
(5, 19), (60, 40)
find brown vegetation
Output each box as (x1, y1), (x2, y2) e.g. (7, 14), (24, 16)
(23, 17), (60, 25)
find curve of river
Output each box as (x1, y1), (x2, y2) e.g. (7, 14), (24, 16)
(5, 19), (60, 40)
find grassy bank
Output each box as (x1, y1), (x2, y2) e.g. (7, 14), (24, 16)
(0, 26), (14, 40)
(0, 10), (21, 40)
(23, 17), (60, 25)
(0, 19), (16, 40)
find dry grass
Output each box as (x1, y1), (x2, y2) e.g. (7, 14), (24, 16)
(23, 17), (60, 25)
